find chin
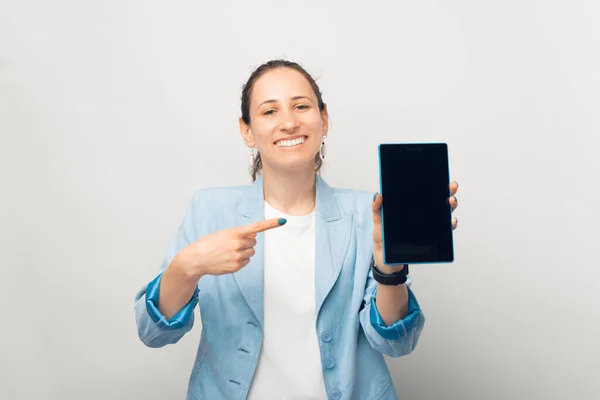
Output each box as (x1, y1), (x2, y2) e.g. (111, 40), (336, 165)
(270, 155), (317, 173)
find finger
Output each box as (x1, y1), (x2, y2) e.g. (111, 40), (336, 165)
(372, 193), (384, 244)
(449, 181), (459, 196)
(236, 258), (251, 270)
(371, 193), (382, 227)
(239, 237), (257, 250)
(452, 216), (458, 230)
(239, 247), (256, 259)
(448, 195), (458, 211)
(236, 218), (287, 236)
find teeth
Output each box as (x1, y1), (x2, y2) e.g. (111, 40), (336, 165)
(276, 137), (306, 147)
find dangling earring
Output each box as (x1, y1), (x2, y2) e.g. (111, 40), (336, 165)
(319, 135), (327, 160)
(249, 147), (257, 172)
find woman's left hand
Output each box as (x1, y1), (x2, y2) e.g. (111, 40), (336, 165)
(371, 181), (460, 272)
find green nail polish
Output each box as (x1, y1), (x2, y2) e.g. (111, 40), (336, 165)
(278, 218), (287, 226)
(373, 193), (377, 202)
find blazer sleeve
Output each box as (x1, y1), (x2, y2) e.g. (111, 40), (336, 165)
(359, 267), (426, 357)
(134, 190), (201, 348)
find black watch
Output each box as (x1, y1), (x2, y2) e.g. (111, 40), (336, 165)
(371, 257), (409, 285)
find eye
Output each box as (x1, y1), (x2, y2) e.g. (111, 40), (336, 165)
(264, 109), (276, 115)
(295, 104), (309, 110)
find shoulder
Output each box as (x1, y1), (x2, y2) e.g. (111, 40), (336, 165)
(188, 184), (251, 212)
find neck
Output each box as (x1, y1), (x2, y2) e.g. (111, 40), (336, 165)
(261, 166), (316, 216)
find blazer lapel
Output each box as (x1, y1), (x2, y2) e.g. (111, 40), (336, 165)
(231, 174), (353, 326)
(232, 176), (266, 328)
(314, 175), (353, 318)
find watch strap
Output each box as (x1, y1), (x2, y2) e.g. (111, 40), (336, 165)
(371, 257), (409, 285)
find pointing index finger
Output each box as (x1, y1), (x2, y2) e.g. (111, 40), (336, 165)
(236, 218), (287, 236)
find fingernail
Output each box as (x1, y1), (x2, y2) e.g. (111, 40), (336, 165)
(373, 193), (377, 202)
(278, 218), (287, 226)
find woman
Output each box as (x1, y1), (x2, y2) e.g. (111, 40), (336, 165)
(134, 59), (459, 400)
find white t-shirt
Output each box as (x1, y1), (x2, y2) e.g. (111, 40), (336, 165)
(247, 201), (327, 400)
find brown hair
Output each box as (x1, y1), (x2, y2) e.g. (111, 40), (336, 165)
(240, 60), (327, 181)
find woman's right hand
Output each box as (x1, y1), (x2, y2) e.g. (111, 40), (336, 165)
(175, 217), (287, 279)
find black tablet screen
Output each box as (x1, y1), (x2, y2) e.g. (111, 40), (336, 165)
(378, 143), (454, 264)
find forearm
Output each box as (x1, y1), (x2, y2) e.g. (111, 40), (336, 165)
(158, 255), (202, 320)
(375, 282), (409, 326)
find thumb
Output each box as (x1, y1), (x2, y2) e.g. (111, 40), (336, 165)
(372, 193), (383, 243)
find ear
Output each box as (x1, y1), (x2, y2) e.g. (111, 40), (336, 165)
(321, 104), (329, 136)
(239, 117), (256, 148)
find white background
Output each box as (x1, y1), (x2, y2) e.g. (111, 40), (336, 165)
(1, 0), (599, 399)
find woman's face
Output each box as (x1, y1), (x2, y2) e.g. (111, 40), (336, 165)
(240, 68), (328, 174)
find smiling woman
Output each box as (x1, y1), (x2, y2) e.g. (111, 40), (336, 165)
(239, 60), (328, 182)
(134, 59), (459, 400)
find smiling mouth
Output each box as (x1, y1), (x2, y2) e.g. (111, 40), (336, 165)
(275, 136), (307, 148)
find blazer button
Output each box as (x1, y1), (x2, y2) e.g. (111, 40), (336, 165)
(329, 388), (342, 399)
(324, 356), (336, 369)
(321, 330), (333, 342)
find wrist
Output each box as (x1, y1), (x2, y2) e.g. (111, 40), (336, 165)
(377, 264), (406, 274)
(172, 251), (204, 283)
(373, 254), (405, 274)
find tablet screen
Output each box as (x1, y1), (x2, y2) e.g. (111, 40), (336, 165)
(378, 143), (454, 264)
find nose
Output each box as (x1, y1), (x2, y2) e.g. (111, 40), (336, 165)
(278, 110), (300, 133)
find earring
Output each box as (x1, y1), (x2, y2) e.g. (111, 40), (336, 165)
(319, 135), (327, 160)
(249, 147), (256, 171)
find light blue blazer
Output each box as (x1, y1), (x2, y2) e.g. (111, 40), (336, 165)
(134, 175), (425, 400)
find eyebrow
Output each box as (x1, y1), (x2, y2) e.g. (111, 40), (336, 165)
(256, 96), (314, 110)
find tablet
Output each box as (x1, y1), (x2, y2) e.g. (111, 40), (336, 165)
(378, 143), (454, 265)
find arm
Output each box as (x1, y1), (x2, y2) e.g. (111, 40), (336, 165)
(134, 191), (275, 348)
(159, 254), (203, 320)
(134, 191), (201, 348)
(359, 269), (425, 357)
(375, 273), (410, 325)
(362, 183), (458, 356)
(360, 193), (425, 356)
